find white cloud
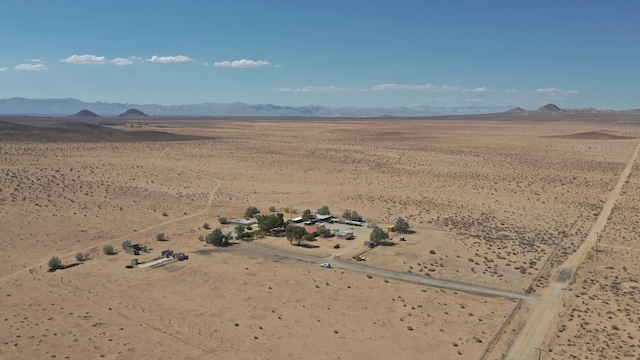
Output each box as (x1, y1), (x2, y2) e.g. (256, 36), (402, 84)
(505, 89), (518, 93)
(147, 55), (194, 63)
(14, 63), (47, 71)
(110, 57), (133, 66)
(372, 83), (461, 92)
(273, 85), (343, 93)
(60, 54), (107, 65)
(29, 59), (43, 63)
(0, 67), (8, 72)
(213, 59), (271, 68)
(467, 87), (491, 92)
(534, 87), (579, 94)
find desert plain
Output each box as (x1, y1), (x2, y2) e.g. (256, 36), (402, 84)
(1, 115), (640, 359)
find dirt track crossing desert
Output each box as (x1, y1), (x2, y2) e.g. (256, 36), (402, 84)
(2, 117), (640, 359)
(505, 139), (640, 359)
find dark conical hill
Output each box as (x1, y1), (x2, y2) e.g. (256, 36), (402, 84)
(69, 109), (100, 117)
(119, 108), (150, 117)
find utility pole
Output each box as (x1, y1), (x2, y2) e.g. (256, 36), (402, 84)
(595, 232), (599, 251)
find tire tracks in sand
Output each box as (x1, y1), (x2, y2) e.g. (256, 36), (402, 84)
(504, 139), (640, 360)
(1, 146), (221, 283)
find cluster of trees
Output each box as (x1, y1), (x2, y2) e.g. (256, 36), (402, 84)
(301, 209), (312, 221)
(244, 206), (260, 218)
(316, 226), (331, 238)
(211, 205), (411, 249)
(368, 217), (411, 246)
(285, 225), (307, 245)
(205, 228), (233, 246)
(234, 224), (251, 239)
(257, 213), (285, 232)
(369, 227), (389, 246)
(342, 209), (361, 221)
(49, 251), (90, 269)
(393, 217), (410, 233)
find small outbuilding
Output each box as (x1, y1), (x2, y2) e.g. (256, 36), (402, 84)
(315, 214), (333, 222)
(125, 244), (147, 255)
(232, 219), (257, 226)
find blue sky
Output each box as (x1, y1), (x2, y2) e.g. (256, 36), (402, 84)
(1, 0), (638, 109)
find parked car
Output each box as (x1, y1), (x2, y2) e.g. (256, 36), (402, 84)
(320, 262), (332, 268)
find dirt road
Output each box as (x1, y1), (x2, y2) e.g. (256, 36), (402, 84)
(504, 140), (640, 359)
(230, 242), (531, 300)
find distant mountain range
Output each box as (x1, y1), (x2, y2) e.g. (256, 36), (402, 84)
(0, 97), (638, 118)
(0, 97), (515, 117)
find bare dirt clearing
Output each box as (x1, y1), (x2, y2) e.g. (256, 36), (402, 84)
(1, 118), (640, 359)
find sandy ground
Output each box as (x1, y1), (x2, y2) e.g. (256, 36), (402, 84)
(1, 118), (640, 359)
(531, 143), (640, 360)
(504, 138), (640, 359)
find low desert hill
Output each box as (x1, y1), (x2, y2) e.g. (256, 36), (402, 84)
(548, 131), (634, 140)
(536, 103), (564, 113)
(68, 109), (100, 118)
(0, 120), (210, 142)
(119, 108), (150, 118)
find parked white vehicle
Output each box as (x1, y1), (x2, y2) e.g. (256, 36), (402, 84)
(320, 262), (332, 268)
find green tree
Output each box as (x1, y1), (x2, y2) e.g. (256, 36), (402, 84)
(244, 206), (260, 218)
(48, 256), (62, 270)
(75, 252), (85, 261)
(286, 225), (307, 246)
(122, 240), (132, 250)
(234, 224), (246, 236)
(369, 227), (389, 246)
(218, 217), (229, 224)
(301, 209), (312, 221)
(316, 206), (330, 215)
(156, 233), (167, 241)
(303, 233), (315, 242)
(268, 206), (276, 212)
(258, 213), (285, 232)
(393, 217), (410, 233)
(317, 227), (330, 238)
(342, 209), (361, 221)
(203, 222), (211, 230)
(103, 245), (115, 255)
(206, 228), (232, 247)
